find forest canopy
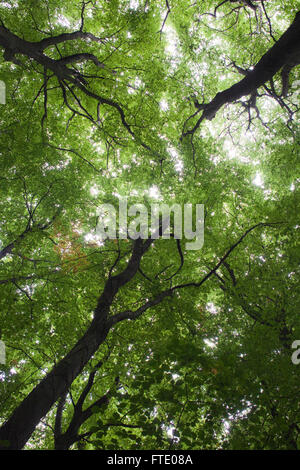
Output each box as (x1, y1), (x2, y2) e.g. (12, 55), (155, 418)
(0, 0), (299, 450)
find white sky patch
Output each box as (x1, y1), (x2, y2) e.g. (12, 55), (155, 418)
(223, 128), (258, 162)
(174, 160), (184, 174)
(189, 59), (208, 78)
(252, 172), (264, 188)
(42, 159), (71, 172)
(129, 0), (140, 9)
(160, 99), (169, 111)
(134, 77), (143, 88)
(56, 15), (71, 28)
(128, 77), (144, 94)
(223, 419), (231, 434)
(163, 423), (177, 440)
(207, 121), (217, 137)
(90, 185), (100, 197)
(206, 302), (218, 314)
(148, 185), (161, 199)
(84, 233), (104, 246)
(223, 139), (240, 160)
(164, 24), (181, 61)
(260, 95), (279, 113)
(211, 154), (222, 165)
(168, 146), (184, 174)
(204, 338), (217, 348)
(0, 2), (13, 8)
(292, 80), (300, 89)
(92, 142), (105, 152)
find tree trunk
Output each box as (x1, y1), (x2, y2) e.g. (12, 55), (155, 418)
(0, 315), (109, 449)
(0, 239), (149, 450)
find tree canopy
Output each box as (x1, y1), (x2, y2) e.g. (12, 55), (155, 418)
(0, 0), (299, 450)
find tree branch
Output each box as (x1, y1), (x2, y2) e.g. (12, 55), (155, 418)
(181, 11), (300, 138)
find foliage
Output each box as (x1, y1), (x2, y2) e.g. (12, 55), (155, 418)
(0, 0), (299, 450)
